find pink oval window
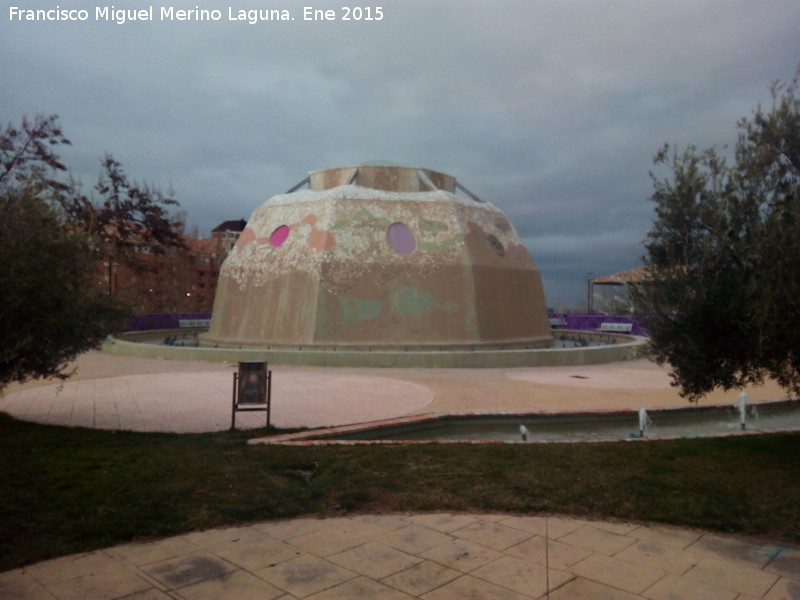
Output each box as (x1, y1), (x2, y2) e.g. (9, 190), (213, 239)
(269, 225), (290, 248)
(387, 222), (416, 255)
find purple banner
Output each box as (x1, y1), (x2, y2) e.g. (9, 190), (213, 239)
(127, 312), (212, 332)
(548, 313), (648, 337)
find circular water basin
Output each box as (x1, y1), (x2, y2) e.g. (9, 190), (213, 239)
(255, 400), (800, 445)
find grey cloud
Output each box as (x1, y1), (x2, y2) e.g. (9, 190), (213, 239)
(2, 0), (799, 307)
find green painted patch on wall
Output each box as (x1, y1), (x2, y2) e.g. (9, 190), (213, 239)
(392, 285), (457, 317)
(420, 220), (448, 233)
(331, 209), (391, 230)
(418, 235), (461, 254)
(340, 297), (381, 326)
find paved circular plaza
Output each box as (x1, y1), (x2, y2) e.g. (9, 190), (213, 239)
(0, 351), (787, 432)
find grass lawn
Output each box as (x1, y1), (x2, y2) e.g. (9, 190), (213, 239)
(1, 411), (799, 571)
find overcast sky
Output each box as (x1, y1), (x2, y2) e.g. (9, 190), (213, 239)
(3, 0), (799, 309)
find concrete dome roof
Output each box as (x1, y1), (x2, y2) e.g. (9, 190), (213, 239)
(205, 165), (552, 352)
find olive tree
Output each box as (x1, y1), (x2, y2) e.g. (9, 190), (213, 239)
(0, 189), (127, 389)
(0, 114), (184, 388)
(633, 68), (800, 401)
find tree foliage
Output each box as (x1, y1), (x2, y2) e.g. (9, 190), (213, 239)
(0, 113), (185, 388)
(1, 114), (185, 277)
(59, 154), (186, 295)
(0, 189), (128, 389)
(0, 114), (71, 194)
(633, 68), (800, 401)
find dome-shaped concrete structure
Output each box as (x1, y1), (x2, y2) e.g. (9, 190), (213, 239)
(204, 165), (552, 351)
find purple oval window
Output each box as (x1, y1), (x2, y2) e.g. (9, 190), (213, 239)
(387, 222), (416, 255)
(269, 225), (290, 248)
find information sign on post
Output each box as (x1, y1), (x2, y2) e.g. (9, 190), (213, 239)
(231, 361), (271, 429)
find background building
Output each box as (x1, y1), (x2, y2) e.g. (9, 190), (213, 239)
(103, 220), (245, 313)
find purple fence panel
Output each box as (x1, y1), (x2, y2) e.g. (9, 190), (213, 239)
(127, 312), (212, 332)
(548, 313), (648, 337)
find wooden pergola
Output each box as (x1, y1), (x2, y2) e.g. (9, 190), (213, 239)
(591, 265), (651, 287)
(586, 266), (651, 313)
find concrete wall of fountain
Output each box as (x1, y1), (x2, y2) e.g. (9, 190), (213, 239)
(104, 328), (648, 367)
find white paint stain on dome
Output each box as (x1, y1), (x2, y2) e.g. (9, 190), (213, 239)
(220, 187), (524, 295)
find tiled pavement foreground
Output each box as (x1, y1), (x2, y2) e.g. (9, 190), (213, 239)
(2, 513), (798, 600)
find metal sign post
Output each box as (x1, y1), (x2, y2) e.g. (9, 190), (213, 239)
(231, 361), (271, 430)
